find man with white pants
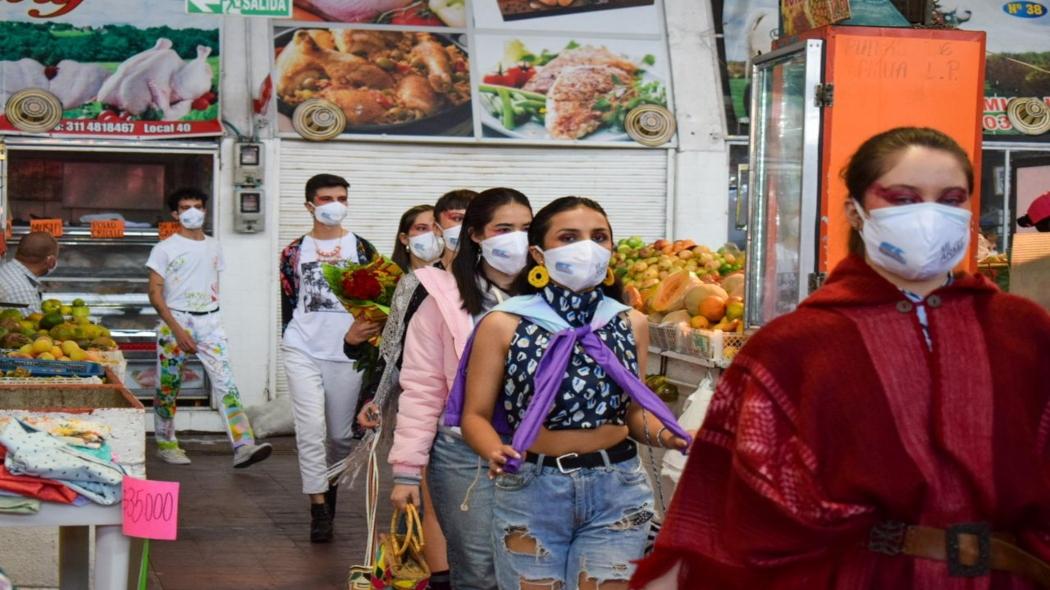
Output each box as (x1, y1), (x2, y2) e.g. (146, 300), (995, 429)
(147, 187), (272, 468)
(279, 173), (382, 543)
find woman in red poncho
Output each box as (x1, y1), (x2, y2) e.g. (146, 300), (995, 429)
(632, 127), (1050, 589)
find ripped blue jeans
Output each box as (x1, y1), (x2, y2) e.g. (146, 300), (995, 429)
(492, 455), (654, 589)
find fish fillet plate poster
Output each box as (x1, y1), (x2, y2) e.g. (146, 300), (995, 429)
(0, 0), (222, 139)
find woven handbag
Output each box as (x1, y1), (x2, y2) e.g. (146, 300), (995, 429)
(370, 503), (430, 590)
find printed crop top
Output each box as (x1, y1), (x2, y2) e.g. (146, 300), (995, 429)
(501, 283), (639, 431)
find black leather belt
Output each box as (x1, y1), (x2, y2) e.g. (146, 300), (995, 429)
(174, 308), (220, 316)
(524, 439), (637, 474)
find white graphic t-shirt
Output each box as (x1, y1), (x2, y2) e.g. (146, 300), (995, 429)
(146, 234), (224, 313)
(282, 233), (362, 362)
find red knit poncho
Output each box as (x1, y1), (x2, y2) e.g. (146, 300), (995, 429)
(632, 255), (1050, 589)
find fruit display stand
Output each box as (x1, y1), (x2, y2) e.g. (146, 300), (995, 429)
(0, 368), (143, 590)
(613, 236), (749, 393)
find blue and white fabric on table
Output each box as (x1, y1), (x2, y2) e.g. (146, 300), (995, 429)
(0, 418), (125, 505)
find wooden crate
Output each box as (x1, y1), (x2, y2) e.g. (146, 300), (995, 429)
(0, 367), (142, 412)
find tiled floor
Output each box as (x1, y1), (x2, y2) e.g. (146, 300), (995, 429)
(145, 435), (392, 590)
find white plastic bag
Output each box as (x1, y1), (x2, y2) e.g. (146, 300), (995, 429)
(660, 375), (716, 486)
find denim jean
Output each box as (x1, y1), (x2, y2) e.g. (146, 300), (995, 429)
(492, 454), (655, 590)
(427, 428), (498, 590)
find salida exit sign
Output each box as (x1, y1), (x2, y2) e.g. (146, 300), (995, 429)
(186, 0), (292, 17)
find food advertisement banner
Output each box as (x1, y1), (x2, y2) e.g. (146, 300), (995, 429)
(940, 0), (1050, 138)
(0, 0), (221, 139)
(273, 27), (473, 137)
(779, 0), (851, 36)
(276, 0), (672, 145)
(291, 1), (467, 27)
(474, 34), (671, 143)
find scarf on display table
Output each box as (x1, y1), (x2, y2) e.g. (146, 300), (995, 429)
(444, 291), (691, 474)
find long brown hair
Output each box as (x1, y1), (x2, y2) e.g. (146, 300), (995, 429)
(842, 127), (974, 254)
(390, 205), (434, 272)
(451, 188), (532, 316)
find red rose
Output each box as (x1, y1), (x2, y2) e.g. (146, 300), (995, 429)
(342, 269), (382, 300)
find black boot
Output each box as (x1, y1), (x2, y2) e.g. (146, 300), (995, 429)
(310, 503), (333, 543)
(324, 485), (338, 519)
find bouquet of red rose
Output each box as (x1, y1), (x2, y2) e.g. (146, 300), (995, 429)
(322, 254), (403, 325)
(322, 255), (402, 398)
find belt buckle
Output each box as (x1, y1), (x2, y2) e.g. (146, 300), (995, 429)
(946, 522), (991, 578)
(868, 521), (907, 556)
(554, 452), (580, 474)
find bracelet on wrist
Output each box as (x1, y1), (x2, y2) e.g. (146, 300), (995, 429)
(656, 426), (669, 448)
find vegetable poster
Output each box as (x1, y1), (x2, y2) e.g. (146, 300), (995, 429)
(0, 0), (221, 139)
(472, 1), (671, 144)
(473, 35), (671, 142)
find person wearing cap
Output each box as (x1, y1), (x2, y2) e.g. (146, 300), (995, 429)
(1018, 191), (1050, 232)
(0, 232), (59, 313)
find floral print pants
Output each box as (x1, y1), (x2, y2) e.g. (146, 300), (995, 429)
(155, 311), (255, 450)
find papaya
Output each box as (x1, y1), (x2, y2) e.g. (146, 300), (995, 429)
(623, 286), (644, 311)
(684, 284), (729, 316)
(650, 270), (702, 313)
(672, 239), (696, 252)
(698, 296), (728, 322)
(660, 310), (692, 326)
(721, 272), (745, 299)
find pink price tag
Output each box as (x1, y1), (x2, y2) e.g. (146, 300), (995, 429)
(122, 477), (180, 541)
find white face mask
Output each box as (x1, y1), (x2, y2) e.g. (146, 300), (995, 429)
(408, 232), (444, 264)
(542, 240), (612, 293)
(313, 201), (348, 226)
(179, 206), (205, 230)
(442, 224), (462, 252)
(859, 202), (972, 281)
(481, 231), (529, 276)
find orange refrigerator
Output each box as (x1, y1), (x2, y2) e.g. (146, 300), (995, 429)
(744, 25), (986, 328)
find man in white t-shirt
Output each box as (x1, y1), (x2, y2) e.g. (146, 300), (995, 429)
(278, 173), (381, 543)
(147, 188), (272, 468)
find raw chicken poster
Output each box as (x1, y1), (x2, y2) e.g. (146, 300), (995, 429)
(0, 0), (221, 139)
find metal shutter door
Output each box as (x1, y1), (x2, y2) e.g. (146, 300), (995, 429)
(275, 140), (670, 397)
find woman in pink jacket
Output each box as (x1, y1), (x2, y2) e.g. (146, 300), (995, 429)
(390, 187), (533, 590)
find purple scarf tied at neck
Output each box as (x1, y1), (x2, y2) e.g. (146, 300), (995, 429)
(445, 322), (692, 474)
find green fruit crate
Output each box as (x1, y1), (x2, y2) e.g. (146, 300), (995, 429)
(674, 328), (750, 368)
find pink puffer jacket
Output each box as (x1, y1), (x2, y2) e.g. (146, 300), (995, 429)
(389, 267), (473, 480)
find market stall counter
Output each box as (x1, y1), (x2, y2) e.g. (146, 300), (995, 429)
(0, 368), (144, 590)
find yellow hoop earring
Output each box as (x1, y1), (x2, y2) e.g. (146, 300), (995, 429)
(603, 267), (616, 286)
(528, 265), (550, 288)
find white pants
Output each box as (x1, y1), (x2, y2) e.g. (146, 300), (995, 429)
(282, 345), (363, 495)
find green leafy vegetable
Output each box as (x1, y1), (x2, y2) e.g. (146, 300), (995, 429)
(642, 54), (656, 66)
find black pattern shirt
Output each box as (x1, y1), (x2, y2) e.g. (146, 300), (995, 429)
(502, 284), (638, 431)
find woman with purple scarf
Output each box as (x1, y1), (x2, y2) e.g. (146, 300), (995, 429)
(458, 197), (692, 590)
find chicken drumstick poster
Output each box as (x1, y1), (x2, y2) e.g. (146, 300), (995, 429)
(0, 0), (222, 139)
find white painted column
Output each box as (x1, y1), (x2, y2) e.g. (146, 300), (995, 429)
(664, 0), (730, 245)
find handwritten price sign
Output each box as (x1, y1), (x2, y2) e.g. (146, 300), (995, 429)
(122, 477), (180, 541)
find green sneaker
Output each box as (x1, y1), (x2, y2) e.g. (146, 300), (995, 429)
(157, 447), (191, 465)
